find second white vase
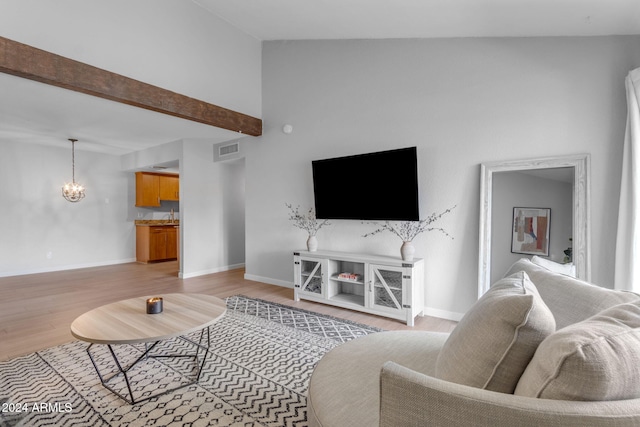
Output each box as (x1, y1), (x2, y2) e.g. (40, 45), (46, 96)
(400, 241), (415, 261)
(307, 235), (318, 252)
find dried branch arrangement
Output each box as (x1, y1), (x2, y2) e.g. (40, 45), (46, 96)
(363, 205), (456, 242)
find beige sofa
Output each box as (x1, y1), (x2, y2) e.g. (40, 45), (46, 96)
(307, 258), (640, 426)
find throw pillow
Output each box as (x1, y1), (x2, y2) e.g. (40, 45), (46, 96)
(514, 300), (640, 401)
(435, 271), (555, 393)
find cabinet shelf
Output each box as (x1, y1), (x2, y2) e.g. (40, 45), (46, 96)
(374, 284), (402, 291)
(330, 274), (364, 285)
(330, 293), (365, 306)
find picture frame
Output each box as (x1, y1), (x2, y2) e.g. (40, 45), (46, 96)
(511, 207), (551, 256)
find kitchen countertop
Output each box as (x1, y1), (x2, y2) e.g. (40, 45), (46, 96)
(135, 220), (180, 226)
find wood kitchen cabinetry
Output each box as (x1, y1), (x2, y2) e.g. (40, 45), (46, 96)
(135, 172), (179, 207)
(159, 175), (179, 201)
(136, 225), (179, 263)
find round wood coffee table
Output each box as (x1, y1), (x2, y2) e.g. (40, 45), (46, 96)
(71, 293), (227, 404)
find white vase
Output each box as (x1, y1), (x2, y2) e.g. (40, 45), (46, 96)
(400, 241), (415, 261)
(307, 235), (318, 252)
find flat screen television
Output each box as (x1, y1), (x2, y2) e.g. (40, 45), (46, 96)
(312, 147), (419, 221)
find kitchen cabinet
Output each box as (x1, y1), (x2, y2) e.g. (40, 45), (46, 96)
(136, 225), (179, 263)
(159, 174), (179, 201)
(135, 172), (179, 207)
(135, 172), (160, 207)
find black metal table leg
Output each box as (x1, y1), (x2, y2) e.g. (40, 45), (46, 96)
(86, 326), (211, 404)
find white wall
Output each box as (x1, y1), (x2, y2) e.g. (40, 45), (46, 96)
(0, 1), (260, 277)
(181, 140), (247, 278)
(120, 141), (183, 174)
(108, 139), (248, 278)
(0, 141), (132, 276)
(491, 171), (573, 284)
(0, 0), (261, 118)
(1, 137), (248, 277)
(219, 158), (247, 265)
(246, 36), (640, 319)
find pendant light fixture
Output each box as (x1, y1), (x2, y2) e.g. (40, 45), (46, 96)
(62, 138), (86, 202)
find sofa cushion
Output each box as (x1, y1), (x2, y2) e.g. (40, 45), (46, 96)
(531, 255), (576, 277)
(515, 301), (640, 401)
(435, 271), (555, 393)
(504, 258), (639, 329)
(308, 330), (449, 427)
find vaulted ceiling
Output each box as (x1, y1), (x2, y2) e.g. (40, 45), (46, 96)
(2, 0), (639, 155)
(195, 0), (640, 40)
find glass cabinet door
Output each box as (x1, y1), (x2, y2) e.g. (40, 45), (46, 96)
(369, 264), (404, 312)
(300, 258), (324, 295)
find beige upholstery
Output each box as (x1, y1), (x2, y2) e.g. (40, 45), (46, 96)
(435, 271), (555, 393)
(380, 362), (640, 427)
(307, 258), (640, 427)
(516, 300), (640, 401)
(307, 331), (448, 427)
(531, 254), (576, 276)
(504, 258), (638, 329)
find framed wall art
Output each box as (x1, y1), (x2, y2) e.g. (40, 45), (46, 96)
(511, 207), (550, 256)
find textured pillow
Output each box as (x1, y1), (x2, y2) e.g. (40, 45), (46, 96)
(515, 301), (640, 401)
(504, 258), (640, 329)
(435, 271), (555, 393)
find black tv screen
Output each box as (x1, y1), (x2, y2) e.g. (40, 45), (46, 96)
(312, 147), (419, 221)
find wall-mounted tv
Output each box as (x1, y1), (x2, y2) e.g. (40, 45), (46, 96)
(312, 147), (419, 221)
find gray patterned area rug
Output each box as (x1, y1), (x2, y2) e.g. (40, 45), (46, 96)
(0, 295), (381, 427)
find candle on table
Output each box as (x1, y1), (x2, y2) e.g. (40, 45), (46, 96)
(146, 297), (163, 314)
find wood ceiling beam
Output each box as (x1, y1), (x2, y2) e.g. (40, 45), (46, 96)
(0, 36), (262, 136)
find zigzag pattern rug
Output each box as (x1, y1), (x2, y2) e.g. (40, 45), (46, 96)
(0, 295), (381, 427)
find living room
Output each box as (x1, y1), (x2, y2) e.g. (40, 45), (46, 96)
(2, 1), (640, 425)
(3, 1), (639, 320)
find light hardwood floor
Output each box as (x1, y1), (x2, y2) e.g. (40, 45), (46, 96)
(0, 261), (457, 361)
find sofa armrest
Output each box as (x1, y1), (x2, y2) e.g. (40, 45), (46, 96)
(380, 362), (640, 427)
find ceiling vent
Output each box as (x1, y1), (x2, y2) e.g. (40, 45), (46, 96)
(219, 142), (239, 157)
(214, 140), (242, 162)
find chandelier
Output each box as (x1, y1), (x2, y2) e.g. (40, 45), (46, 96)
(62, 138), (86, 202)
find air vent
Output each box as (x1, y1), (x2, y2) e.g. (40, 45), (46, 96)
(219, 143), (239, 157)
(213, 140), (242, 162)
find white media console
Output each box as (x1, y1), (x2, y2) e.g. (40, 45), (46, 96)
(293, 250), (424, 326)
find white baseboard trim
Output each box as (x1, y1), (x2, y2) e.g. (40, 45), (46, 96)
(423, 307), (464, 322)
(0, 258), (137, 278)
(242, 274), (463, 322)
(243, 273), (293, 289)
(180, 263), (246, 279)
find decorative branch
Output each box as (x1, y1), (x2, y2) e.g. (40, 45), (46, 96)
(286, 203), (330, 236)
(363, 205), (456, 242)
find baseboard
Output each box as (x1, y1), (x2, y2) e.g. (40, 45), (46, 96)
(423, 307), (465, 322)
(0, 258), (137, 278)
(180, 263), (246, 279)
(243, 273), (293, 289)
(243, 274), (463, 321)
